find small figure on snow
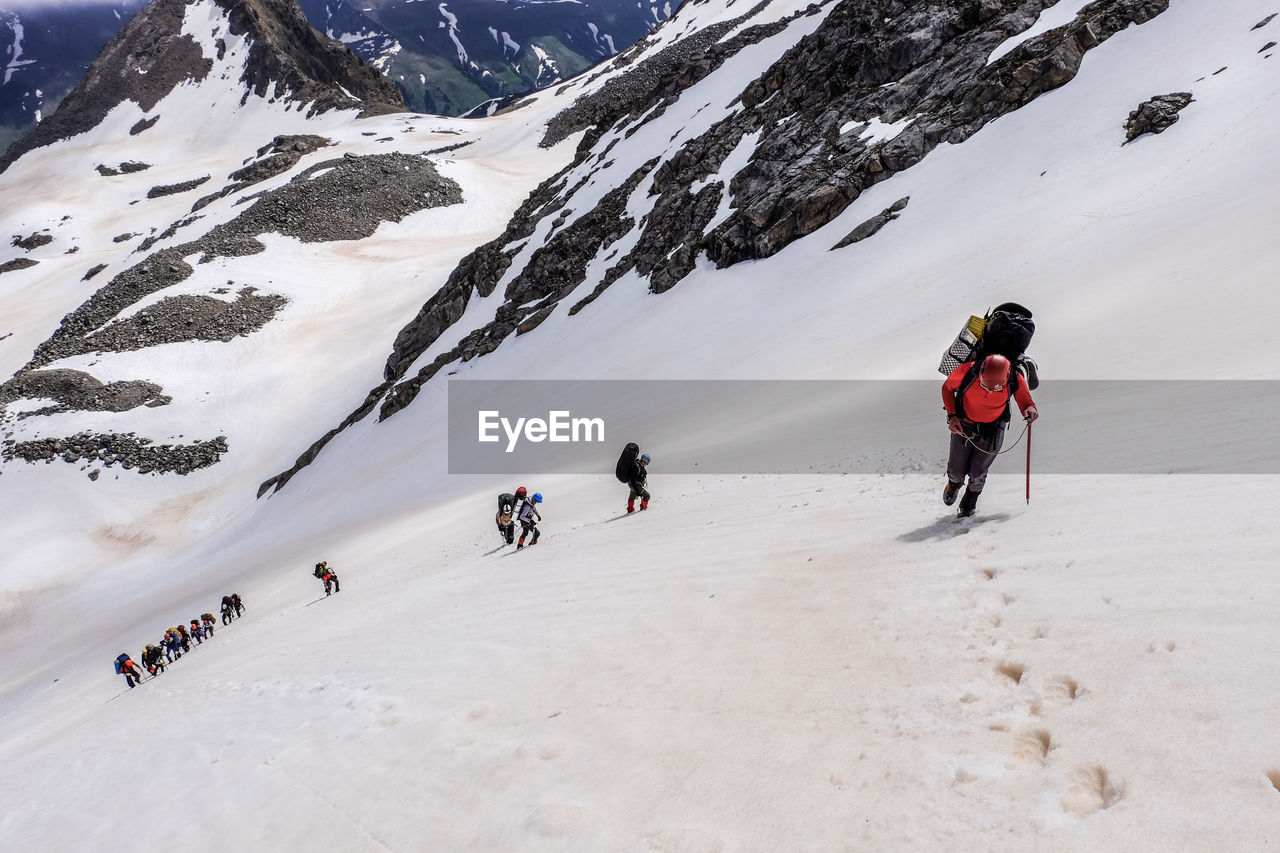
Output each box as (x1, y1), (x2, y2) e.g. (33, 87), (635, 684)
(189, 620), (204, 644)
(220, 595), (236, 625)
(141, 644), (166, 677)
(163, 628), (183, 662)
(230, 593), (244, 617)
(628, 454), (651, 513)
(942, 354), (1038, 517)
(615, 442), (651, 513)
(496, 486), (527, 544)
(114, 653), (144, 688)
(175, 623), (192, 653)
(314, 561), (341, 595)
(201, 613), (217, 636)
(517, 493), (542, 549)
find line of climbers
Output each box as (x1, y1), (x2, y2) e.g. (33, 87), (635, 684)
(492, 442), (652, 548)
(495, 487), (544, 548)
(112, 594), (243, 688)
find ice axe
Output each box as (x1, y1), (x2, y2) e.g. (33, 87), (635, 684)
(1025, 417), (1032, 504)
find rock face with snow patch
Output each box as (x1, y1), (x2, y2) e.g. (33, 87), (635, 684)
(0, 0), (403, 174)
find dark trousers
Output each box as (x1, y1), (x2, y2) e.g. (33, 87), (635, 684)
(946, 424), (1005, 493)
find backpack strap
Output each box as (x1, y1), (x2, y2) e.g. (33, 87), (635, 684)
(954, 362), (980, 422)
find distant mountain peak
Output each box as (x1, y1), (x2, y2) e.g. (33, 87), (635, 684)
(0, 0), (403, 173)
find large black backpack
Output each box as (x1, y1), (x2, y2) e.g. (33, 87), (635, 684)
(498, 493), (515, 514)
(939, 302), (1038, 389)
(615, 443), (639, 483)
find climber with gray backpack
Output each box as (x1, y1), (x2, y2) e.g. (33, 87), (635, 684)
(938, 303), (1040, 518)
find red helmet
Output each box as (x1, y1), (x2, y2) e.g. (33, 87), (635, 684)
(980, 354), (1011, 388)
(515, 486), (527, 497)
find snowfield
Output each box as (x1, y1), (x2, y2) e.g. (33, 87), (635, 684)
(1, 0), (1280, 849)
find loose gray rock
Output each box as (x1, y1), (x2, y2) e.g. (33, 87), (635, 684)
(2, 431), (228, 475)
(130, 116), (160, 135)
(191, 134), (333, 212)
(12, 233), (53, 251)
(1123, 92), (1193, 143)
(82, 264), (108, 281)
(0, 258), (39, 275)
(0, 369), (170, 417)
(147, 176), (212, 199)
(85, 286), (288, 351)
(832, 197), (911, 249)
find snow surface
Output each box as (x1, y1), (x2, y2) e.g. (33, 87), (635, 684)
(2, 0), (1280, 849)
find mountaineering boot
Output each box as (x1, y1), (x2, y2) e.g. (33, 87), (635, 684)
(943, 481), (961, 506)
(640, 499), (649, 511)
(517, 536), (525, 549)
(626, 500), (635, 514)
(957, 488), (980, 518)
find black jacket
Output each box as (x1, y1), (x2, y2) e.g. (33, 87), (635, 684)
(629, 462), (647, 491)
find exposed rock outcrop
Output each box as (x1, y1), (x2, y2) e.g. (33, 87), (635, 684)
(147, 176), (212, 198)
(0, 369), (171, 417)
(0, 258), (39, 275)
(831, 197), (910, 249)
(221, 0), (403, 117)
(1123, 92), (1193, 143)
(12, 233), (53, 251)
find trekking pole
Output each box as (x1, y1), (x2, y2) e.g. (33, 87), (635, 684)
(1025, 418), (1032, 504)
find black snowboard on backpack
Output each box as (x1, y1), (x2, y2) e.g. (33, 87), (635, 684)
(615, 443), (640, 483)
(939, 302), (1039, 390)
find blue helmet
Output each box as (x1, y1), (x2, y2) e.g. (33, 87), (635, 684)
(640, 454), (651, 464)
(532, 493), (543, 503)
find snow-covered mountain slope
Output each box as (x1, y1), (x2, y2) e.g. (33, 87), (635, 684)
(2, 0), (1280, 847)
